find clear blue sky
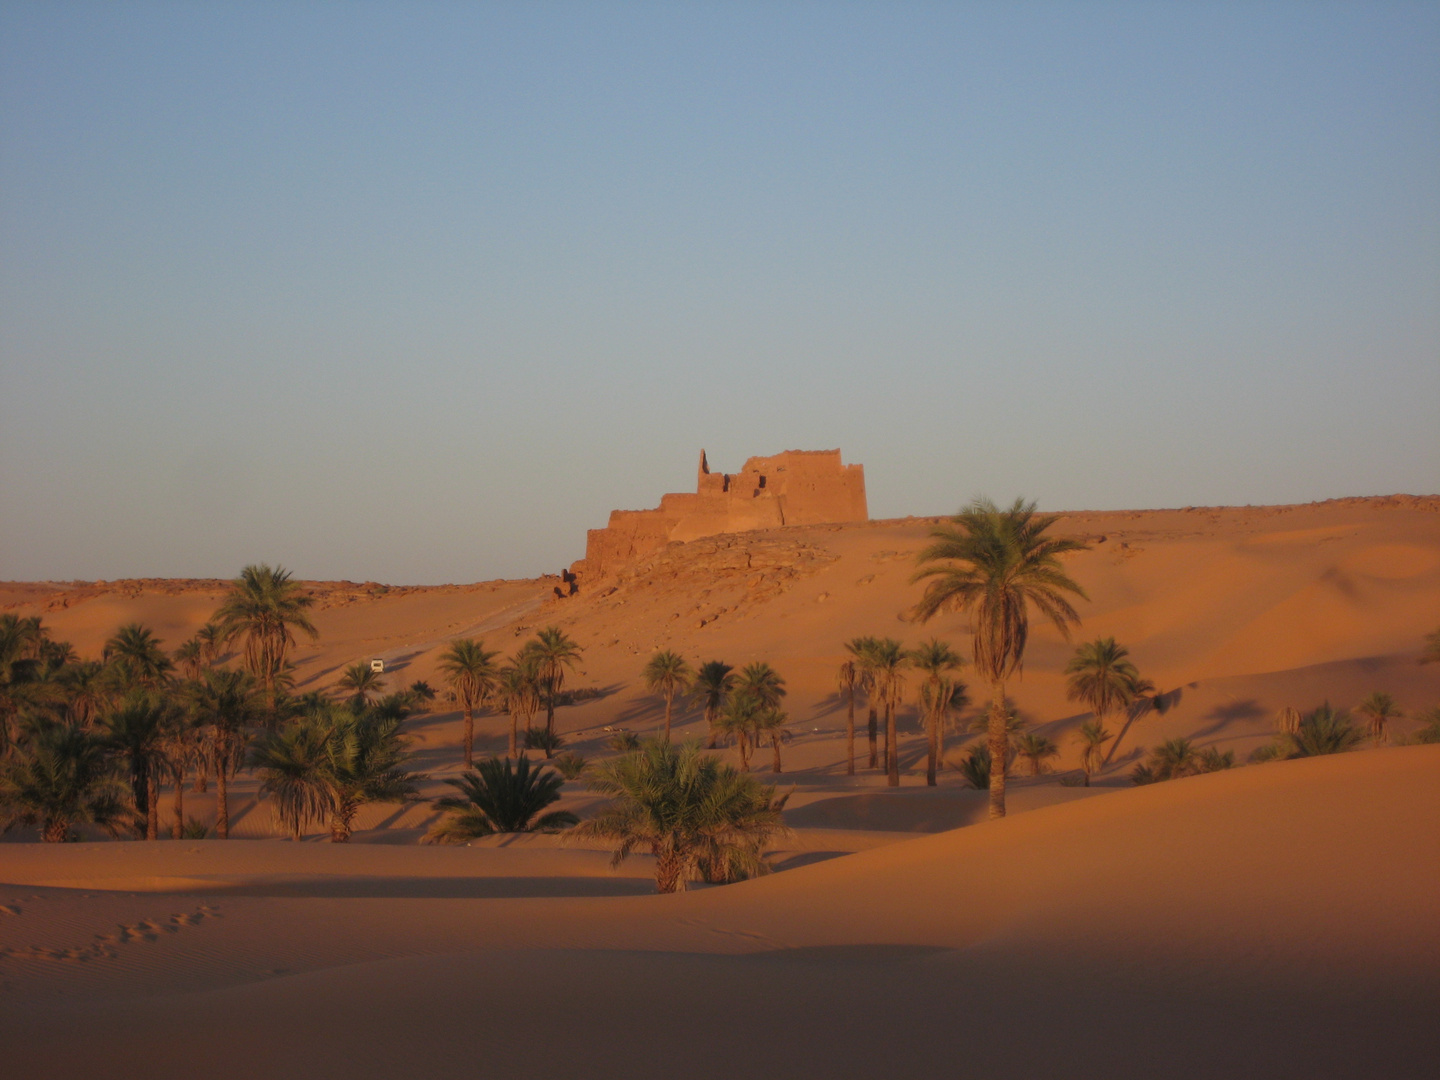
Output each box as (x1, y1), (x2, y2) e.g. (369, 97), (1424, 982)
(2, 2), (1436, 584)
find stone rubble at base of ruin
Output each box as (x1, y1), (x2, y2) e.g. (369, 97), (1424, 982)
(569, 449), (868, 583)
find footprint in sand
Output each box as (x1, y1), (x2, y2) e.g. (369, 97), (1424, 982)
(2, 903), (219, 965)
(0, 905), (20, 916)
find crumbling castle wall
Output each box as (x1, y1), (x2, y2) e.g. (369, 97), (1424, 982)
(572, 449), (867, 580)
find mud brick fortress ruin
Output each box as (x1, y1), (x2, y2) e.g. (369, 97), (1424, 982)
(571, 449), (868, 581)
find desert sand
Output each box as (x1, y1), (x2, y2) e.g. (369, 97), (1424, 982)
(2, 495), (1438, 1077)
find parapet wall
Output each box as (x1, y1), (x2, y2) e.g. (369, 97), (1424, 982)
(572, 449), (867, 580)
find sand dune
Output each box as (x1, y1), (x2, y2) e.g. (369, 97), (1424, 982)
(2, 746), (1435, 1078)
(2, 496), (1437, 1076)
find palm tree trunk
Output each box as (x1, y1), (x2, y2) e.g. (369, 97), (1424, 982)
(43, 818), (69, 843)
(329, 811), (350, 843)
(845, 690), (855, 776)
(216, 755), (230, 839)
(926, 709), (938, 786)
(146, 768), (159, 840)
(545, 690), (556, 740)
(663, 693), (673, 742)
(509, 712), (518, 759)
(706, 707), (717, 749)
(171, 766), (185, 839)
(867, 705), (878, 769)
(772, 733), (782, 773)
(193, 756), (208, 793)
(653, 845), (684, 894)
(886, 702), (899, 787)
(463, 706), (474, 768)
(988, 681), (1008, 819)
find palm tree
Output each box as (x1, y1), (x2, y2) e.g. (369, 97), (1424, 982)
(575, 738), (791, 893)
(1274, 706), (1302, 736)
(715, 691), (762, 771)
(336, 662), (387, 707)
(1355, 691), (1403, 745)
(195, 621), (227, 667)
(213, 564), (319, 693)
(1064, 638), (1148, 765)
(643, 650), (694, 741)
(1075, 720), (1111, 786)
(173, 639), (203, 682)
(836, 655), (860, 776)
(754, 707), (791, 773)
(424, 755), (577, 842)
(1412, 706), (1440, 744)
(526, 627), (583, 742)
(103, 623), (174, 688)
(438, 638), (500, 767)
(185, 667), (262, 839)
(866, 639), (908, 787)
(0, 723), (127, 842)
(1288, 704), (1365, 757)
(908, 639), (965, 786)
(912, 497), (1088, 819)
(160, 704), (203, 839)
(692, 660), (735, 749)
(101, 691), (179, 839)
(846, 637), (882, 769)
(1014, 733), (1060, 776)
(497, 653), (544, 758)
(248, 712), (333, 839)
(1421, 627), (1440, 665)
(322, 707), (425, 842)
(1132, 738), (1201, 784)
(737, 662), (786, 710)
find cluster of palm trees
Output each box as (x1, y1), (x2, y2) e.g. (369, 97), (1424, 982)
(435, 627), (583, 763)
(636, 652), (795, 772)
(0, 565), (427, 843)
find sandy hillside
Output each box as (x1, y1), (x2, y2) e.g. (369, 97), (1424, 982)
(6, 495), (1436, 836)
(1, 746), (1436, 1078)
(2, 496), (1438, 1077)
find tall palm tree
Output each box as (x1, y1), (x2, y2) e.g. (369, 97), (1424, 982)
(336, 661), (387, 708)
(497, 653), (543, 758)
(1063, 637), (1153, 767)
(847, 637), (882, 769)
(1355, 691), (1403, 745)
(912, 497), (1089, 819)
(575, 738), (791, 893)
(101, 691), (179, 839)
(437, 638), (500, 767)
(185, 667), (262, 839)
(161, 703), (203, 839)
(908, 638), (965, 786)
(866, 639), (908, 787)
(213, 564), (319, 693)
(715, 691), (762, 771)
(173, 639), (203, 682)
(425, 755), (577, 842)
(643, 650), (694, 741)
(195, 621), (227, 667)
(692, 660), (735, 749)
(526, 627), (583, 741)
(0, 723), (127, 842)
(103, 623), (174, 687)
(836, 655), (860, 776)
(1075, 720), (1111, 787)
